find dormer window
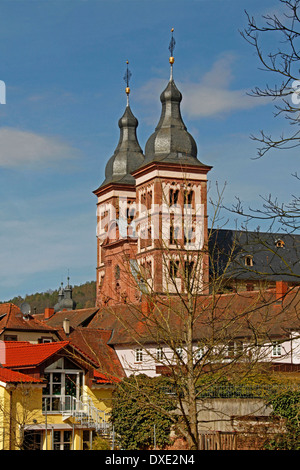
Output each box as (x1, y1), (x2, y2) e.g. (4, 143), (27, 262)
(244, 255), (253, 267)
(275, 239), (285, 248)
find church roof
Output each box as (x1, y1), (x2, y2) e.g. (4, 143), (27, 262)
(209, 229), (300, 282)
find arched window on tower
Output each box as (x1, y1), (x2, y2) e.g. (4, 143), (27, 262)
(184, 188), (194, 207)
(169, 187), (179, 206)
(146, 190), (153, 210)
(170, 260), (180, 279)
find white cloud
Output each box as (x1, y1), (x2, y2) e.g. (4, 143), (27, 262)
(135, 53), (269, 121)
(0, 127), (79, 168)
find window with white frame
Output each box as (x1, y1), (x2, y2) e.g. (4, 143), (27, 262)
(195, 346), (205, 361)
(226, 341), (243, 358)
(272, 342), (282, 357)
(43, 357), (83, 413)
(135, 348), (143, 362)
(175, 347), (183, 360)
(156, 347), (164, 362)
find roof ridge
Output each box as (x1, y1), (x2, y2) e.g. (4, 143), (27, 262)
(4, 340), (69, 349)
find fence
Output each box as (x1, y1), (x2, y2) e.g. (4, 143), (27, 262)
(198, 431), (272, 450)
(199, 431), (237, 450)
(197, 383), (299, 399)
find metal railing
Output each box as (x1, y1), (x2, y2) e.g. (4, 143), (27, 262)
(196, 383), (300, 399)
(43, 394), (111, 433)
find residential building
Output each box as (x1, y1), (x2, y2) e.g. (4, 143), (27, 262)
(0, 340), (120, 450)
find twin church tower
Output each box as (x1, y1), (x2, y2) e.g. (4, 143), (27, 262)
(93, 31), (212, 307)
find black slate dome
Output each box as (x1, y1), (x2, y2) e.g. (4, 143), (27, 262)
(54, 278), (76, 313)
(100, 103), (145, 187)
(142, 77), (202, 167)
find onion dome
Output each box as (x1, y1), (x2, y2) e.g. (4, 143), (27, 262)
(141, 29), (204, 168)
(143, 79), (199, 165)
(100, 62), (144, 188)
(54, 278), (76, 312)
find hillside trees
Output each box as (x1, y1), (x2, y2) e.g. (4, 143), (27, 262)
(0, 280), (96, 313)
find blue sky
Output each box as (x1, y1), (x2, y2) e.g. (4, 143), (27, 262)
(0, 0), (298, 301)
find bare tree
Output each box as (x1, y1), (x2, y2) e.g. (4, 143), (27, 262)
(97, 189), (300, 450)
(242, 0), (300, 158)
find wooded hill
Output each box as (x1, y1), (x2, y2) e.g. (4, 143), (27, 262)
(1, 280), (96, 314)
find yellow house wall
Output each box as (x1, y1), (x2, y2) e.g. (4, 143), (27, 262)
(0, 385), (89, 451)
(0, 386), (9, 450)
(42, 421), (84, 451)
(0, 384), (44, 450)
(0, 378), (114, 450)
(83, 383), (113, 416)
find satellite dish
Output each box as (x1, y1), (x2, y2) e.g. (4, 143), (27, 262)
(20, 302), (31, 317)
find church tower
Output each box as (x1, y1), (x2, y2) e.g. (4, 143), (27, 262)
(132, 30), (212, 296)
(93, 63), (145, 306)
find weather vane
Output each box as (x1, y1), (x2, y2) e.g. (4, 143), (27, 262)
(123, 60), (132, 103)
(169, 28), (175, 79)
(169, 28), (175, 64)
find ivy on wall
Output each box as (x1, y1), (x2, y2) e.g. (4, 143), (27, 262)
(266, 390), (300, 450)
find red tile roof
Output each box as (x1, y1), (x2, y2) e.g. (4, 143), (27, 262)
(58, 327), (125, 379)
(2, 341), (70, 368)
(0, 303), (58, 333)
(45, 307), (99, 328)
(93, 369), (121, 384)
(88, 288), (300, 345)
(0, 367), (43, 384)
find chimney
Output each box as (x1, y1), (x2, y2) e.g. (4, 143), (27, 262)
(63, 318), (70, 336)
(44, 307), (54, 319)
(276, 281), (288, 303)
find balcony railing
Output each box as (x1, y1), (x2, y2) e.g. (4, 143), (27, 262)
(42, 394), (111, 433)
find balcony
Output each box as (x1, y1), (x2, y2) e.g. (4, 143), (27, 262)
(42, 394), (111, 434)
